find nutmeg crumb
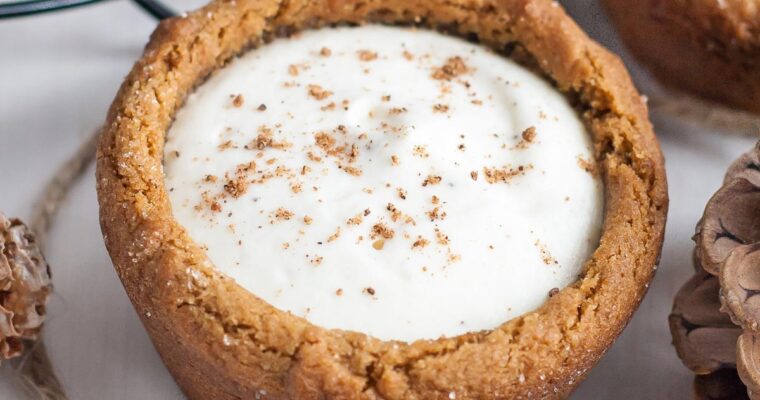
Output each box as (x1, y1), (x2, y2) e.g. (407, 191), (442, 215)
(371, 223), (395, 239)
(307, 84), (333, 100)
(577, 156), (597, 176)
(357, 50), (378, 61)
(245, 126), (291, 151)
(346, 213), (363, 225)
(422, 175), (442, 187)
(231, 94), (244, 108)
(314, 131), (336, 151)
(386, 203), (402, 222)
(522, 126), (537, 142)
(426, 207), (447, 221)
(327, 227), (341, 243)
(412, 237), (429, 249)
(223, 178), (248, 198)
(431, 56), (469, 80)
(343, 166), (363, 176)
(274, 208), (294, 221)
(310, 255), (324, 266)
(433, 104), (450, 113)
(483, 165), (531, 184)
(534, 240), (558, 265)
(515, 127), (537, 149)
(218, 140), (236, 151)
(413, 145), (429, 158)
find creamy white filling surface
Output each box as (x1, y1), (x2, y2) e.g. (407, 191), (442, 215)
(164, 25), (603, 342)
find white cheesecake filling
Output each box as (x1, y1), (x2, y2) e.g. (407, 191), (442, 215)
(164, 26), (603, 342)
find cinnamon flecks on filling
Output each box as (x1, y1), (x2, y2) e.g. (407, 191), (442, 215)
(163, 26), (603, 342)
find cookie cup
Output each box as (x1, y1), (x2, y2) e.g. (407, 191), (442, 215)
(96, 0), (668, 398)
(602, 0), (760, 115)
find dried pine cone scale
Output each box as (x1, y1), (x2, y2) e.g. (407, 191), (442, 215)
(725, 142), (760, 187)
(695, 178), (760, 275)
(720, 243), (760, 332)
(695, 368), (751, 400)
(670, 271), (741, 374)
(0, 212), (52, 362)
(737, 332), (760, 400)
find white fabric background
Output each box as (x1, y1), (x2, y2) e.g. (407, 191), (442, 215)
(0, 0), (755, 398)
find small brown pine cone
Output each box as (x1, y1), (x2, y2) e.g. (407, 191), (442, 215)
(0, 212), (52, 362)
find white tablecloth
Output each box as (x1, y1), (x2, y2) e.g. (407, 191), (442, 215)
(0, 1), (756, 398)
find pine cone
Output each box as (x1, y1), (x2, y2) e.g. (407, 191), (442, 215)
(674, 141), (760, 399)
(0, 213), (52, 362)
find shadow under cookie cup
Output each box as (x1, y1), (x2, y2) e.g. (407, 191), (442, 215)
(95, 0), (668, 398)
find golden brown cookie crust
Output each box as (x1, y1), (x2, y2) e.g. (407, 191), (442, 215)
(96, 0), (668, 398)
(602, 0), (760, 114)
